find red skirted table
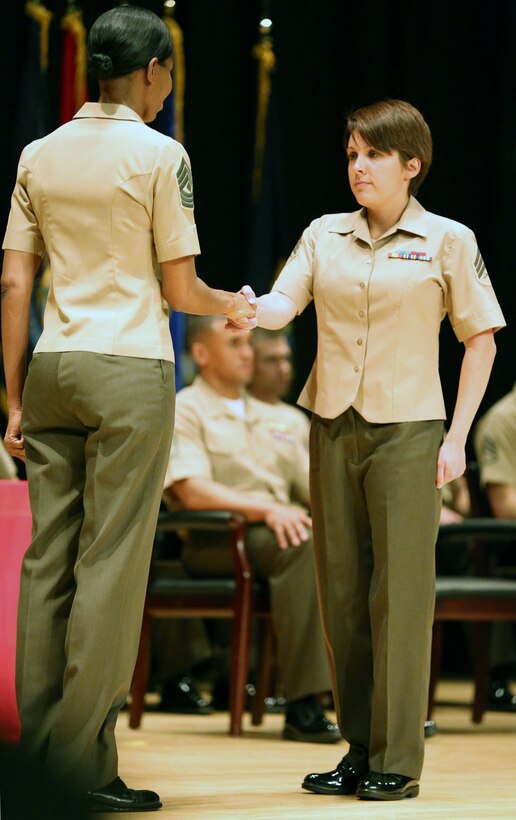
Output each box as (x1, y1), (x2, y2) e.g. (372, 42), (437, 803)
(0, 480), (32, 744)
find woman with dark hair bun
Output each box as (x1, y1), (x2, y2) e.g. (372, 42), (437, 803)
(1, 4), (254, 814)
(88, 52), (114, 80)
(87, 5), (173, 80)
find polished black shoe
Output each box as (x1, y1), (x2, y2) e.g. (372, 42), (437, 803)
(283, 695), (341, 743)
(424, 719), (437, 737)
(159, 675), (213, 715)
(82, 776), (162, 813)
(357, 771), (419, 801)
(487, 679), (516, 712)
(302, 757), (364, 794)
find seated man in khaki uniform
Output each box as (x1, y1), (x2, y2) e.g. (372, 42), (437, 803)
(474, 383), (516, 710)
(163, 315), (340, 743)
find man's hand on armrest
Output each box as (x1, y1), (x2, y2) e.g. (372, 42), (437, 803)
(170, 477), (311, 550)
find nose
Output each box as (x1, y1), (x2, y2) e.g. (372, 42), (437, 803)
(354, 154), (366, 174)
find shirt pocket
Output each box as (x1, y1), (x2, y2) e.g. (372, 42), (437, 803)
(203, 427), (250, 483)
(204, 430), (235, 457)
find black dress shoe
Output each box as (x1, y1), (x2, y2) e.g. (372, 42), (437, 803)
(357, 771), (419, 801)
(283, 695), (341, 743)
(82, 776), (162, 813)
(487, 679), (516, 712)
(302, 757), (364, 794)
(159, 675), (213, 715)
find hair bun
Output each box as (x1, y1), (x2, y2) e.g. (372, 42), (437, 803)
(88, 52), (115, 80)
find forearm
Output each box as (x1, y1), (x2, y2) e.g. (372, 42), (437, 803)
(168, 275), (237, 316)
(171, 477), (273, 522)
(447, 331), (497, 446)
(256, 291), (297, 329)
(1, 253), (37, 408)
(161, 255), (250, 319)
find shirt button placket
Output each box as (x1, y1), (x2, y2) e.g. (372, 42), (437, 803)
(355, 249), (372, 375)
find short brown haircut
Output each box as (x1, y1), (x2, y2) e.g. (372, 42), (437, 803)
(345, 99), (432, 195)
(185, 315), (221, 351)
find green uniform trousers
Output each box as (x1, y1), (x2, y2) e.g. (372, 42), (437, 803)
(310, 408), (443, 779)
(182, 525), (332, 701)
(18, 352), (174, 791)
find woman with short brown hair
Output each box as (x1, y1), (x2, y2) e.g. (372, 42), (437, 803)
(244, 98), (505, 801)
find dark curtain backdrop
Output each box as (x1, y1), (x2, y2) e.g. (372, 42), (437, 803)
(1, 0), (514, 439)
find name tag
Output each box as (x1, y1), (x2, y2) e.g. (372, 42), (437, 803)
(388, 249), (433, 262)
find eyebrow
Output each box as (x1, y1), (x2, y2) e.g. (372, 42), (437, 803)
(347, 145), (381, 152)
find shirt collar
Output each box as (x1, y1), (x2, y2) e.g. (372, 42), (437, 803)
(395, 196), (429, 238)
(328, 195), (429, 242)
(193, 376), (254, 420)
(72, 102), (144, 123)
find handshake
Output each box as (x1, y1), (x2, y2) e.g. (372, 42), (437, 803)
(225, 284), (258, 331)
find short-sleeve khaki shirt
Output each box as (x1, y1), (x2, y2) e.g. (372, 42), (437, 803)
(273, 197), (506, 422)
(474, 384), (516, 488)
(164, 376), (309, 507)
(2, 102), (201, 362)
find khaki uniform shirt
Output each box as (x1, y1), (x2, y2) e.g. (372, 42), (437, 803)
(273, 401), (310, 450)
(3, 102), (200, 362)
(273, 197), (506, 422)
(474, 384), (516, 487)
(164, 376), (309, 507)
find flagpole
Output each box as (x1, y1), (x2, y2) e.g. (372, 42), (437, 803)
(163, 0), (185, 144)
(251, 11), (275, 203)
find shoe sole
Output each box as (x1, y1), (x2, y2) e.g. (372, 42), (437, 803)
(81, 800), (163, 814)
(357, 784), (419, 801)
(83, 800), (162, 813)
(302, 780), (358, 795)
(283, 725), (342, 744)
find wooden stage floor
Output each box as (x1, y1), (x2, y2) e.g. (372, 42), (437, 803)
(114, 681), (516, 819)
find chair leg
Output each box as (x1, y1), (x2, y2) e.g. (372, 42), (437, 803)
(129, 612), (152, 729)
(427, 621), (443, 720)
(472, 622), (490, 724)
(229, 582), (253, 737)
(251, 618), (275, 727)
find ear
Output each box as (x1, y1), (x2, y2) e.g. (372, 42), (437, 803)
(191, 340), (209, 369)
(404, 157), (421, 179)
(145, 57), (159, 84)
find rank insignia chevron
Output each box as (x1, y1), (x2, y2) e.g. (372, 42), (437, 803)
(474, 248), (490, 285)
(176, 156), (194, 209)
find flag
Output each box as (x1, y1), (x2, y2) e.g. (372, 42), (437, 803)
(59, 6), (88, 124)
(245, 14), (289, 295)
(11, 1), (53, 162)
(154, 7), (187, 391)
(8, 2), (53, 366)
